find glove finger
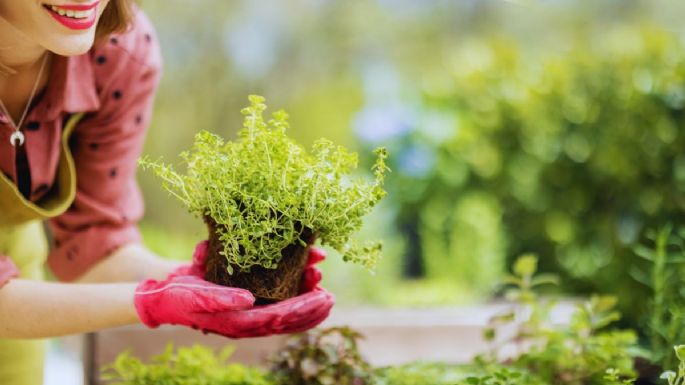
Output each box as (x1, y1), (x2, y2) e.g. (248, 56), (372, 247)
(306, 247), (326, 266)
(262, 290), (335, 334)
(299, 265), (322, 294)
(192, 240), (209, 267)
(210, 289), (334, 338)
(138, 276), (255, 312)
(278, 294), (334, 334)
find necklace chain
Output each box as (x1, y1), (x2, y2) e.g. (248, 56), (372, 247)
(0, 53), (49, 147)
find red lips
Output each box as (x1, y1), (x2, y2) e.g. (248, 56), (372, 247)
(44, 1), (100, 30)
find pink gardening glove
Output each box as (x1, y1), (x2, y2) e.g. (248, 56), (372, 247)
(143, 241), (334, 338)
(134, 275), (255, 329)
(0, 256), (20, 289)
(168, 240), (210, 279)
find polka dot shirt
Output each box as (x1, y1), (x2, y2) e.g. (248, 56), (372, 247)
(0, 10), (162, 282)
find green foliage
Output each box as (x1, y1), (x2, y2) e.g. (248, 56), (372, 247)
(365, 23), (685, 319)
(101, 345), (274, 385)
(270, 327), (373, 385)
(458, 366), (546, 385)
(374, 362), (473, 385)
(659, 345), (685, 385)
(603, 368), (636, 385)
(632, 226), (685, 370)
(480, 255), (641, 385)
(140, 95), (388, 273)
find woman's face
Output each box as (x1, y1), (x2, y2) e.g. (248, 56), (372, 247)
(0, 0), (111, 56)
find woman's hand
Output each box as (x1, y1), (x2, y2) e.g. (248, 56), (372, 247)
(139, 241), (335, 339)
(134, 275), (255, 329)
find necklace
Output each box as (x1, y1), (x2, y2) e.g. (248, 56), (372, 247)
(0, 52), (49, 147)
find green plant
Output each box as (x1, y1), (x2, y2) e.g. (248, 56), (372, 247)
(374, 362), (471, 385)
(603, 368), (635, 385)
(458, 366), (546, 385)
(632, 226), (685, 370)
(101, 345), (274, 385)
(660, 346), (685, 385)
(362, 24), (685, 319)
(481, 255), (641, 385)
(270, 326), (373, 385)
(140, 95), (389, 274)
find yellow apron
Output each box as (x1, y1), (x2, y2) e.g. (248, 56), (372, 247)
(0, 113), (83, 385)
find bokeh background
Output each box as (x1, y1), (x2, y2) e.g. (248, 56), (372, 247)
(136, 0), (685, 329)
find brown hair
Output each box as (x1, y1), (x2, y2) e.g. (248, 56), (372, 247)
(95, 0), (135, 41)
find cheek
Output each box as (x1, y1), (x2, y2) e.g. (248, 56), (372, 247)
(0, 1), (42, 33)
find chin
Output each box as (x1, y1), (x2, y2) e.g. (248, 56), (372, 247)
(46, 35), (96, 56)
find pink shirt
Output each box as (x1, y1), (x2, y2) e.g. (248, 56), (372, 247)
(0, 11), (162, 282)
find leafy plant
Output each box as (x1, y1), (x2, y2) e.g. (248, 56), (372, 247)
(270, 326), (373, 385)
(458, 366), (546, 385)
(481, 255), (641, 385)
(660, 346), (685, 385)
(101, 345), (274, 385)
(140, 95), (389, 274)
(603, 368), (635, 385)
(631, 226), (685, 370)
(374, 362), (472, 385)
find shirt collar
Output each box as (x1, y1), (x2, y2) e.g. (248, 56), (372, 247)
(40, 53), (101, 121)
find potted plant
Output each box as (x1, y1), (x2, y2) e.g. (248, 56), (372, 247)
(140, 95), (389, 302)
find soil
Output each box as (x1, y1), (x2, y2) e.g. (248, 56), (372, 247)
(634, 357), (661, 385)
(204, 217), (316, 303)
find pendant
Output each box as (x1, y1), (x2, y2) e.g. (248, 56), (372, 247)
(9, 131), (25, 147)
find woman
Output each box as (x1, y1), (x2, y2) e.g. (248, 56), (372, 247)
(0, 1), (335, 384)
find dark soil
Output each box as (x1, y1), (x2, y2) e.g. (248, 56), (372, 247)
(204, 217), (316, 303)
(634, 357), (661, 385)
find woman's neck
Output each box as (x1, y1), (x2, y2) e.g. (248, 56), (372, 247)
(0, 16), (47, 75)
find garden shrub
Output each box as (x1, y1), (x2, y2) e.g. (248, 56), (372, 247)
(101, 345), (275, 385)
(358, 24), (685, 323)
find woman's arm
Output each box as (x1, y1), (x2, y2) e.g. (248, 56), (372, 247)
(0, 279), (138, 339)
(74, 243), (182, 283)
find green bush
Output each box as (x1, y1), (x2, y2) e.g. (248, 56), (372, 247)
(368, 24), (685, 322)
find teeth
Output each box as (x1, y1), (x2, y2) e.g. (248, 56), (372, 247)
(49, 4), (93, 19)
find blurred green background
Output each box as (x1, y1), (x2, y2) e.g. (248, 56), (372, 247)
(136, 0), (685, 324)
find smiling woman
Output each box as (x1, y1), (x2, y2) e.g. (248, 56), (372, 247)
(0, 1), (334, 385)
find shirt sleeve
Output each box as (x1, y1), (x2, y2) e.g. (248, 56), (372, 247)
(48, 23), (162, 282)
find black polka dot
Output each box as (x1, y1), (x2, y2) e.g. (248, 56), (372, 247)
(33, 184), (49, 195)
(110, 37), (118, 45)
(96, 55), (107, 64)
(55, 239), (61, 248)
(113, 90), (122, 100)
(122, 215), (128, 222)
(89, 142), (99, 150)
(144, 33), (152, 42)
(26, 121), (40, 131)
(135, 115), (143, 124)
(109, 168), (118, 178)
